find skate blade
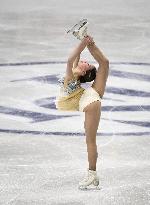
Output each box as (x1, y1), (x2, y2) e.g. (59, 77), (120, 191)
(78, 185), (101, 191)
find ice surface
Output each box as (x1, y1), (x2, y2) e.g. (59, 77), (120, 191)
(0, 0), (150, 204)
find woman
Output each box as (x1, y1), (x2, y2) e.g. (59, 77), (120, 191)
(55, 35), (109, 190)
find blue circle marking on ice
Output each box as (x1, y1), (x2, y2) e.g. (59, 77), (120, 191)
(0, 61), (149, 136)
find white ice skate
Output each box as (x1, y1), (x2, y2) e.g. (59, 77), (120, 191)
(67, 19), (88, 40)
(78, 169), (101, 190)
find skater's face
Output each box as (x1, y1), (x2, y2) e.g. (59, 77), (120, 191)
(73, 60), (94, 77)
(78, 60), (92, 76)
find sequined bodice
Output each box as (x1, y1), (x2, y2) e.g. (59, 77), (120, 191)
(58, 77), (81, 95)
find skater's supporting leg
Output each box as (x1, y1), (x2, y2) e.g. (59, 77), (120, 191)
(84, 101), (101, 171)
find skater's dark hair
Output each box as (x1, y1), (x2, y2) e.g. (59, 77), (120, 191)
(79, 66), (97, 83)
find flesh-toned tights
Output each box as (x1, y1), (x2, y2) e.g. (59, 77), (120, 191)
(84, 101), (101, 171)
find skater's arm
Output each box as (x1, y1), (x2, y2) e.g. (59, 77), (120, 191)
(73, 54), (80, 68)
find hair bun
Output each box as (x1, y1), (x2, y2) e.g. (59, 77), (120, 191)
(79, 67), (96, 83)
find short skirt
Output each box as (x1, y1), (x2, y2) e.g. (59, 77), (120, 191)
(55, 87), (85, 111)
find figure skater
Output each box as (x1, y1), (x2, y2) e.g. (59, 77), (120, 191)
(55, 29), (109, 190)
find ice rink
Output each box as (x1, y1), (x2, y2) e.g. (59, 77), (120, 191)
(0, 0), (150, 204)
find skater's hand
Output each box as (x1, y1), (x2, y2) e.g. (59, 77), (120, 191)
(86, 35), (95, 46)
(81, 36), (90, 45)
(82, 35), (95, 46)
